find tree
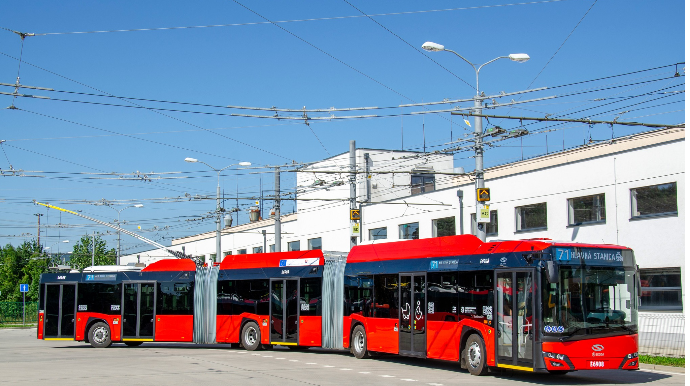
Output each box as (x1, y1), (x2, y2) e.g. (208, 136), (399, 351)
(69, 234), (116, 272)
(0, 240), (44, 302)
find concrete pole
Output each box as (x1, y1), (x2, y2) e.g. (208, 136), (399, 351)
(262, 229), (267, 253)
(91, 231), (95, 267)
(216, 179), (221, 264)
(457, 190), (464, 235)
(274, 167), (281, 252)
(116, 211), (121, 265)
(350, 140), (357, 250)
(474, 96), (486, 242)
(34, 213), (43, 249)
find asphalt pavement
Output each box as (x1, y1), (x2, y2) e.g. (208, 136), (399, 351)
(0, 328), (684, 386)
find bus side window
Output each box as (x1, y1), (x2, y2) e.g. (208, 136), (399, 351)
(427, 272), (458, 322)
(300, 277), (322, 316)
(457, 271), (493, 326)
(373, 274), (398, 319)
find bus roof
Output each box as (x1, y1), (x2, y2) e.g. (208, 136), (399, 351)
(142, 259), (197, 272)
(346, 235), (629, 263)
(219, 249), (324, 270)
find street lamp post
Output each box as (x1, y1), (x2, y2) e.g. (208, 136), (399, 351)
(44, 239), (69, 263)
(106, 204), (143, 265)
(185, 158), (251, 264)
(422, 42), (529, 242)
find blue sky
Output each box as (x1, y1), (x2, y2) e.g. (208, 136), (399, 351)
(0, 0), (684, 255)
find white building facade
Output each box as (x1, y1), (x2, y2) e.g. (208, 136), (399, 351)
(123, 128), (685, 314)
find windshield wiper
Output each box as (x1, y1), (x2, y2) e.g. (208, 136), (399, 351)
(559, 327), (588, 342)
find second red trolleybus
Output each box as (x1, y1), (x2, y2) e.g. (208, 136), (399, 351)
(38, 235), (640, 375)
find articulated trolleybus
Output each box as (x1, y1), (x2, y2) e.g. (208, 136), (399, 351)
(38, 235), (640, 375)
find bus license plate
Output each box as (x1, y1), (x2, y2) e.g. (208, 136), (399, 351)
(589, 361), (606, 368)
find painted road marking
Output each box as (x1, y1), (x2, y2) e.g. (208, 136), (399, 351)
(323, 365), (334, 368)
(401, 379), (417, 382)
(306, 362), (317, 365)
(289, 360), (299, 362)
(340, 368), (352, 371)
(359, 372), (370, 374)
(380, 375), (395, 378)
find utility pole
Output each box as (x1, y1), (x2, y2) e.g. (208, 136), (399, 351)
(274, 167), (281, 252)
(91, 231), (95, 267)
(350, 140), (358, 250)
(216, 177), (221, 264)
(34, 213), (43, 248)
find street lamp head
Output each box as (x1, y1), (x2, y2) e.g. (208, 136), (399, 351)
(238, 162), (252, 166)
(133, 204), (144, 208)
(509, 53), (530, 63)
(184, 157), (198, 163)
(63, 240), (69, 243)
(422, 41), (445, 52)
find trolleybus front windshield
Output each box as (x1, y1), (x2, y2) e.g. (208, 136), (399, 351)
(542, 265), (637, 339)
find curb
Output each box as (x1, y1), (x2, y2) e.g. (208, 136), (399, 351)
(639, 363), (685, 374)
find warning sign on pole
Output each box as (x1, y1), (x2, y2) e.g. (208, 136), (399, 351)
(351, 223), (361, 237)
(477, 188), (490, 202)
(478, 205), (491, 223)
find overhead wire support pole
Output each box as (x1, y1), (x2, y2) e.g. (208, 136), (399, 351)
(275, 166), (281, 252)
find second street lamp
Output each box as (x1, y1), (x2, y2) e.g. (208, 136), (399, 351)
(185, 158), (251, 264)
(106, 203), (143, 265)
(422, 41), (529, 242)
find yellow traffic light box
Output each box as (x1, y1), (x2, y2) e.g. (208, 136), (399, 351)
(477, 188), (490, 202)
(350, 209), (361, 221)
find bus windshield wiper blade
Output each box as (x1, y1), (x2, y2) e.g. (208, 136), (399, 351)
(559, 327), (588, 342)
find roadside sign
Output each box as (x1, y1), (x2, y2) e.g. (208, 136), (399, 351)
(350, 209), (361, 221)
(477, 188), (490, 202)
(19, 284), (29, 293)
(351, 223), (361, 237)
(478, 205), (491, 223)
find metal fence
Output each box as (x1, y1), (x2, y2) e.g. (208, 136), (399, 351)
(0, 302), (39, 324)
(638, 312), (685, 358)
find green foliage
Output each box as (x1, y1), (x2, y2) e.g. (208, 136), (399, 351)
(68, 234), (116, 272)
(0, 240), (45, 302)
(0, 301), (39, 323)
(639, 355), (685, 367)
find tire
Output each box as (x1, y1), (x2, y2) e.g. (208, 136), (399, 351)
(465, 334), (488, 376)
(241, 322), (262, 351)
(124, 341), (143, 347)
(351, 325), (369, 359)
(88, 322), (112, 348)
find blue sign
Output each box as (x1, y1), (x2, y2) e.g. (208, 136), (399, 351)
(19, 284), (29, 293)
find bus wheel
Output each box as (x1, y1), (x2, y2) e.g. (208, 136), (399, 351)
(124, 341), (143, 347)
(88, 322), (112, 348)
(241, 322), (261, 351)
(351, 325), (369, 359)
(465, 334), (488, 376)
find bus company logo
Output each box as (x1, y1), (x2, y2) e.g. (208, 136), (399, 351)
(57, 276), (66, 280)
(430, 261), (439, 270)
(592, 344), (605, 352)
(479, 258), (489, 264)
(544, 325), (565, 333)
(500, 257), (507, 263)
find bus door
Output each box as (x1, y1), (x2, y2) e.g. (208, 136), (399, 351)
(122, 282), (156, 341)
(43, 283), (77, 339)
(495, 270), (535, 370)
(399, 273), (426, 357)
(269, 278), (299, 345)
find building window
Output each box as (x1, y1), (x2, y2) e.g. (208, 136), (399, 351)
(287, 240), (300, 251)
(568, 194), (605, 226)
(252, 246), (263, 254)
(432, 217), (455, 237)
(369, 227), (387, 240)
(308, 238), (322, 250)
(237, 249), (247, 255)
(631, 182), (678, 218)
(515, 203), (547, 232)
(471, 211), (498, 236)
(411, 174), (435, 195)
(223, 250), (232, 257)
(399, 222), (419, 240)
(210, 253), (217, 263)
(639, 268), (683, 311)
(269, 244), (275, 253)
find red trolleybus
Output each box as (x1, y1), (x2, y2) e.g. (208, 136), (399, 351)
(37, 235), (639, 376)
(342, 235), (639, 375)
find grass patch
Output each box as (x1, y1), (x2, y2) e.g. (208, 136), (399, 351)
(639, 355), (685, 367)
(0, 324), (36, 328)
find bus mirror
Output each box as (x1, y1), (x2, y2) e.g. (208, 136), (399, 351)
(546, 261), (558, 283)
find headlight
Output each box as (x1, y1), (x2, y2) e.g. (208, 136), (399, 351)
(543, 351), (567, 361)
(626, 352), (638, 359)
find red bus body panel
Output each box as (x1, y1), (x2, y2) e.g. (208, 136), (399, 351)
(426, 321), (461, 361)
(74, 312), (121, 341)
(365, 318), (399, 354)
(142, 259), (196, 272)
(542, 334), (639, 371)
(155, 315), (193, 342)
(37, 312), (44, 339)
(299, 316), (322, 346)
